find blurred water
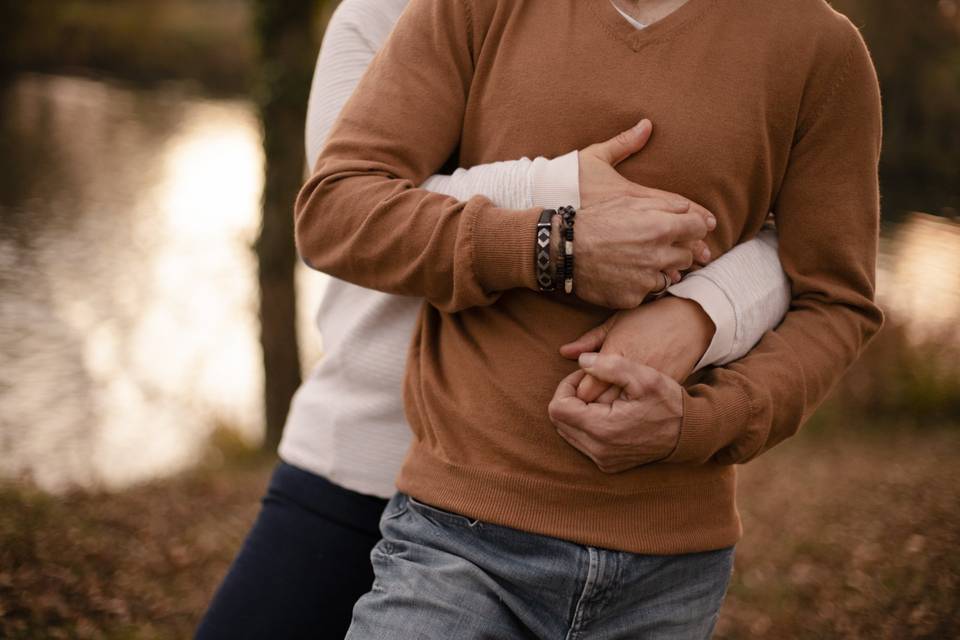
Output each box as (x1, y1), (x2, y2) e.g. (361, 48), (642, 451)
(0, 73), (956, 491)
(0, 74), (324, 491)
(878, 212), (960, 339)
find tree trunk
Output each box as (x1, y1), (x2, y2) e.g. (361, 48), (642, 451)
(253, 0), (318, 451)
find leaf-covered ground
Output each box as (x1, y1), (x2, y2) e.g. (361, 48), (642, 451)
(716, 427), (960, 639)
(2, 428), (958, 639)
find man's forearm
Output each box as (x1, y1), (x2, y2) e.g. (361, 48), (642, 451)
(304, 0), (580, 286)
(296, 0), (541, 313)
(664, 27), (884, 467)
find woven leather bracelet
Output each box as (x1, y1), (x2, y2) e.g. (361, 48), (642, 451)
(558, 205), (577, 294)
(535, 209), (557, 291)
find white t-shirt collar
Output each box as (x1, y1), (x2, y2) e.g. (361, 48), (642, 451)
(611, 2), (648, 30)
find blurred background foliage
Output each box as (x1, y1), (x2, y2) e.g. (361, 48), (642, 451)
(1, 0), (957, 209)
(0, 1), (958, 638)
(0, 0), (257, 93)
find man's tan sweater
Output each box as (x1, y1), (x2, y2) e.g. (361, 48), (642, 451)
(295, 0), (883, 554)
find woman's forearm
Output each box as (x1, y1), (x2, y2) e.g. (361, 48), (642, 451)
(668, 224), (791, 372)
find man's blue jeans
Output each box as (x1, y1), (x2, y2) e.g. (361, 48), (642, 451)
(346, 493), (735, 639)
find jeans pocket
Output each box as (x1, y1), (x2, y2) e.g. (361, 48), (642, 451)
(406, 495), (481, 529)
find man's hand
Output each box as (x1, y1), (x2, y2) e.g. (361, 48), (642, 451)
(573, 200), (715, 308)
(570, 120), (718, 308)
(548, 354), (683, 473)
(560, 296), (716, 403)
(577, 119), (713, 284)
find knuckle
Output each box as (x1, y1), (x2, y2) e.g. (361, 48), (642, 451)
(639, 372), (659, 392)
(603, 354), (623, 369)
(548, 400), (567, 421)
(647, 216), (670, 240)
(640, 272), (657, 294)
(692, 215), (709, 236)
(652, 248), (670, 269)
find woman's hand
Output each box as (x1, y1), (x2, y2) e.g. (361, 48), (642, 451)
(548, 354), (683, 473)
(560, 296), (716, 404)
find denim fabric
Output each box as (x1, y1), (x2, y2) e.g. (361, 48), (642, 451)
(346, 493), (735, 640)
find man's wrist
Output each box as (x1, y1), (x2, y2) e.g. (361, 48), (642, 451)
(474, 205), (543, 293)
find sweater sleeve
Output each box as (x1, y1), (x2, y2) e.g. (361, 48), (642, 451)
(295, 0), (543, 313)
(305, 0), (580, 211)
(668, 225), (791, 372)
(665, 27), (884, 466)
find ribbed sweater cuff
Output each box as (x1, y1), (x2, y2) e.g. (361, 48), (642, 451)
(471, 204), (542, 293)
(667, 382), (754, 465)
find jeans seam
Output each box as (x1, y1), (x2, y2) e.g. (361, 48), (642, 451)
(565, 547), (599, 640)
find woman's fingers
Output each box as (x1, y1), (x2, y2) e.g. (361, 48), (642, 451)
(576, 373), (614, 402)
(577, 353), (663, 399)
(559, 318), (615, 360)
(595, 383), (623, 403)
(554, 369), (589, 399)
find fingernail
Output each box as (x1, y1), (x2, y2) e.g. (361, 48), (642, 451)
(706, 215), (717, 230)
(634, 119), (649, 131)
(579, 353), (598, 367)
(701, 247), (711, 261)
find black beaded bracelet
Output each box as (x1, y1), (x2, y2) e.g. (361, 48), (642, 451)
(558, 205), (577, 294)
(535, 209), (557, 291)
(556, 228), (567, 287)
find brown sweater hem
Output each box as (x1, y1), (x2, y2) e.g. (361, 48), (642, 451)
(397, 446), (742, 555)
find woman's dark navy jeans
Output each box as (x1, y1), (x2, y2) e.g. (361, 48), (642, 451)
(195, 462), (388, 640)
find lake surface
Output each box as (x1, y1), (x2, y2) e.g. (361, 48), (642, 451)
(0, 73), (957, 491)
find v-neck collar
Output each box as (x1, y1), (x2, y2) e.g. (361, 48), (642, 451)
(591, 0), (716, 52)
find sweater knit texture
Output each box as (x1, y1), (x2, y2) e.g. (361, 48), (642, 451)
(295, 0), (883, 553)
(281, 0), (790, 499)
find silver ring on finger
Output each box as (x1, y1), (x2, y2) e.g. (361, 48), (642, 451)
(651, 271), (671, 298)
